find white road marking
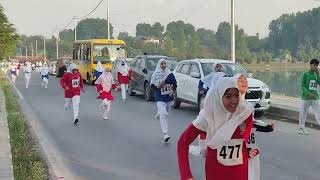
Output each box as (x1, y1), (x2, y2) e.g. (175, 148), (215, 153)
(6, 75), (24, 100)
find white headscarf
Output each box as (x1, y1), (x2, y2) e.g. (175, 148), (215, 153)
(40, 63), (49, 75)
(117, 59), (130, 76)
(95, 68), (114, 92)
(68, 63), (78, 73)
(151, 59), (171, 86)
(95, 61), (104, 72)
(193, 77), (252, 149)
(201, 63), (221, 88)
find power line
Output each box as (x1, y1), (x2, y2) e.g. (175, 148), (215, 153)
(76, 0), (104, 20)
(55, 0), (105, 33)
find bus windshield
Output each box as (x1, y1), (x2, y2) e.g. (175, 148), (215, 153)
(93, 44), (126, 62)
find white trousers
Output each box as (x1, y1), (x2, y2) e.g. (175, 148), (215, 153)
(299, 100), (320, 128)
(24, 73), (31, 88)
(156, 101), (170, 134)
(101, 99), (111, 118)
(42, 77), (48, 88)
(11, 74), (16, 83)
(120, 84), (128, 100)
(65, 96), (80, 120)
(248, 155), (260, 180)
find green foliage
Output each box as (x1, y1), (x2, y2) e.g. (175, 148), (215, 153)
(77, 18), (113, 40)
(0, 5), (19, 60)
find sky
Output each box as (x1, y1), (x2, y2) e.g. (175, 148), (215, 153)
(1, 0), (320, 38)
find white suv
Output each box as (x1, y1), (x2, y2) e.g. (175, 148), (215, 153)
(172, 59), (271, 117)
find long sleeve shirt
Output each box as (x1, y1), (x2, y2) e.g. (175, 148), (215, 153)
(301, 70), (320, 100)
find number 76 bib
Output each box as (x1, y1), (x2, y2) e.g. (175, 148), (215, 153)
(217, 139), (243, 166)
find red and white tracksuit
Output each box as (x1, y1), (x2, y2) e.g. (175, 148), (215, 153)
(178, 114), (253, 180)
(60, 72), (83, 121)
(117, 70), (132, 100)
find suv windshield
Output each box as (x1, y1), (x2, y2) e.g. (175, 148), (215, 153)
(93, 44), (126, 62)
(201, 63), (248, 77)
(146, 57), (177, 71)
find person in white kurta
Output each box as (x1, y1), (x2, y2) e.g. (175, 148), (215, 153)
(24, 62), (32, 88)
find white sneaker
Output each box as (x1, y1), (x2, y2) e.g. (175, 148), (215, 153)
(163, 134), (170, 143)
(298, 128), (309, 135)
(103, 116), (109, 120)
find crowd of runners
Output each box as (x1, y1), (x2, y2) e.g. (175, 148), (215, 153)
(3, 57), (320, 180)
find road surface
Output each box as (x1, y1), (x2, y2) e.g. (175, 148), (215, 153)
(10, 73), (320, 180)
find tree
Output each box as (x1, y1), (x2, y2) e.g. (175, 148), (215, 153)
(188, 32), (202, 59)
(151, 22), (164, 38)
(163, 32), (175, 57)
(0, 5), (19, 59)
(77, 18), (113, 40)
(136, 23), (152, 37)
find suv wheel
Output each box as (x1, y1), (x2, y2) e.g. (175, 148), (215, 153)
(144, 82), (152, 101)
(198, 94), (206, 111)
(254, 111), (264, 118)
(172, 92), (181, 109)
(128, 82), (135, 96)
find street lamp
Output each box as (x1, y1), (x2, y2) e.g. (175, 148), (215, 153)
(231, 0), (235, 63)
(107, 0), (110, 39)
(74, 16), (77, 41)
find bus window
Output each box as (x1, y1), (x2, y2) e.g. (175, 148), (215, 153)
(93, 44), (126, 62)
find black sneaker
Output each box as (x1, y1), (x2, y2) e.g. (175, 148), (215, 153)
(74, 119), (79, 125)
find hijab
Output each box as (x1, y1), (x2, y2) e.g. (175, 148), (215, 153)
(95, 61), (104, 72)
(118, 59), (130, 76)
(194, 77), (253, 149)
(200, 63), (222, 88)
(95, 68), (114, 92)
(151, 59), (171, 86)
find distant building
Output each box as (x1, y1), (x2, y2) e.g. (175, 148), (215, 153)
(136, 36), (160, 44)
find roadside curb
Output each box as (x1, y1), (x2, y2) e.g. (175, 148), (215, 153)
(0, 88), (14, 180)
(7, 75), (77, 180)
(267, 100), (320, 129)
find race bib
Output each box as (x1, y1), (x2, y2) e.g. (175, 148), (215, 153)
(72, 78), (80, 88)
(246, 130), (256, 148)
(309, 80), (318, 91)
(217, 139), (243, 166)
(161, 84), (173, 95)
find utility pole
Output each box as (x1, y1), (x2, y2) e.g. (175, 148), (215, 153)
(31, 43), (34, 60)
(44, 37), (46, 60)
(74, 16), (77, 41)
(231, 0), (235, 63)
(56, 37), (59, 59)
(107, 0), (110, 39)
(35, 40), (38, 57)
(20, 47), (22, 57)
(25, 46), (28, 58)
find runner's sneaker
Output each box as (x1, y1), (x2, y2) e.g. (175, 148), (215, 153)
(74, 119), (79, 125)
(163, 134), (170, 143)
(298, 128), (309, 135)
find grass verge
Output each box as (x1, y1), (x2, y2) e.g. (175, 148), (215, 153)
(0, 74), (49, 180)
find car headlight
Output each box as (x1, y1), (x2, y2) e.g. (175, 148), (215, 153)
(262, 83), (269, 89)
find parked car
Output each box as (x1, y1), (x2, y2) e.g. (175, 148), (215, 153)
(128, 55), (178, 101)
(173, 59), (271, 117)
(111, 58), (135, 83)
(56, 57), (72, 78)
(49, 61), (57, 75)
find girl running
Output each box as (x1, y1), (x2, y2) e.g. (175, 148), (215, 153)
(117, 59), (132, 103)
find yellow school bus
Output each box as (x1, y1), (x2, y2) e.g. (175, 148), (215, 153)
(72, 39), (126, 83)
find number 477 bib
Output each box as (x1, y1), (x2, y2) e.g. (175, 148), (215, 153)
(217, 139), (243, 166)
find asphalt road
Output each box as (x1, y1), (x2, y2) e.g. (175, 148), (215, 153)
(10, 73), (320, 180)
